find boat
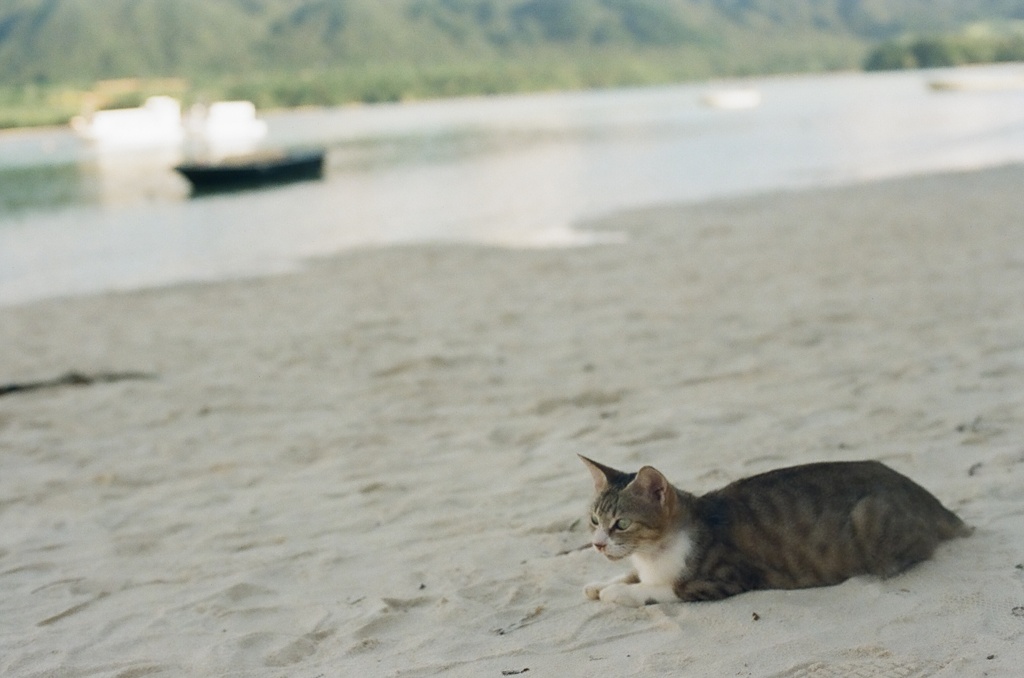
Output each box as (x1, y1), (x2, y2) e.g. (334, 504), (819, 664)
(186, 100), (268, 156)
(72, 96), (268, 152)
(928, 73), (1024, 92)
(174, 149), (326, 193)
(71, 95), (185, 148)
(700, 88), (762, 110)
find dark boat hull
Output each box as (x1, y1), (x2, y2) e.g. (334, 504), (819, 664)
(175, 150), (325, 193)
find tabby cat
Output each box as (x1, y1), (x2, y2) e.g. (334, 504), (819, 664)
(580, 455), (970, 607)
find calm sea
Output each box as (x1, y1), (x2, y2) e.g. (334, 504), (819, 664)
(2, 65), (1023, 306)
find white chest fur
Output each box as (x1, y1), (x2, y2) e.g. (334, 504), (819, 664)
(631, 533), (693, 586)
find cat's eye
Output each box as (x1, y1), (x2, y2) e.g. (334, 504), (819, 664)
(589, 514), (599, 526)
(613, 518), (632, 531)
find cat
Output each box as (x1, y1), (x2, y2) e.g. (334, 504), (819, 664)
(579, 455), (971, 607)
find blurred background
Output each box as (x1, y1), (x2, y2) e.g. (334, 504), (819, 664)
(2, 0), (1024, 304)
(3, 0), (1024, 125)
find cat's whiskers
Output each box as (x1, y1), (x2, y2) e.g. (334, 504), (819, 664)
(596, 532), (631, 560)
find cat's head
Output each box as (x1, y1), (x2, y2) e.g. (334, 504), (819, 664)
(579, 455), (676, 561)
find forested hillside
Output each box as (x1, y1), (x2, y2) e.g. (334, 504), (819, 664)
(1, 0), (1023, 127)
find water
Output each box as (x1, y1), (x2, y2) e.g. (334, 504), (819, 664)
(2, 65), (1024, 306)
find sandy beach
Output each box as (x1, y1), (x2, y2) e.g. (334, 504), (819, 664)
(2, 165), (1024, 677)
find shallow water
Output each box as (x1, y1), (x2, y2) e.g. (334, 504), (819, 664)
(2, 65), (1023, 306)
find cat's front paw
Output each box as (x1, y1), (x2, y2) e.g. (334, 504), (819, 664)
(598, 583), (677, 607)
(583, 582), (604, 600)
(597, 583), (646, 607)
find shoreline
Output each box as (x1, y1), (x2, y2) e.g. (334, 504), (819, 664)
(2, 165), (1024, 676)
(0, 60), (1021, 137)
(3, 161), (1022, 312)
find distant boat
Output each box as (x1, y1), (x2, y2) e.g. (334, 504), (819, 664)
(71, 96), (185, 148)
(72, 96), (268, 152)
(700, 88), (762, 110)
(186, 100), (268, 156)
(928, 73), (1024, 92)
(174, 149), (326, 193)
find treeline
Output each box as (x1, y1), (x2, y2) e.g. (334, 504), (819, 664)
(2, 0), (1024, 128)
(866, 28), (1024, 70)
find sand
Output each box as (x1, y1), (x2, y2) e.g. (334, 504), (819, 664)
(2, 165), (1024, 677)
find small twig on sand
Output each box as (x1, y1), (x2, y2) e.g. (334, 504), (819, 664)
(0, 371), (156, 397)
(556, 542), (592, 556)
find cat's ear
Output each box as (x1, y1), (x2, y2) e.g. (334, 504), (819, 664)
(578, 455), (627, 492)
(628, 466), (672, 507)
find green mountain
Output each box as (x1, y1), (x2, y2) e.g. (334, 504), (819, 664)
(1, 0), (1023, 127)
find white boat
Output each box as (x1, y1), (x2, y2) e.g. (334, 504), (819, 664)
(71, 96), (185, 148)
(928, 73), (1024, 92)
(187, 100), (268, 156)
(72, 97), (268, 154)
(700, 88), (762, 110)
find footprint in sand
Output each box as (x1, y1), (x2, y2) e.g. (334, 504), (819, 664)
(348, 596), (436, 653)
(767, 657), (938, 678)
(111, 664), (167, 678)
(263, 628), (335, 667)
